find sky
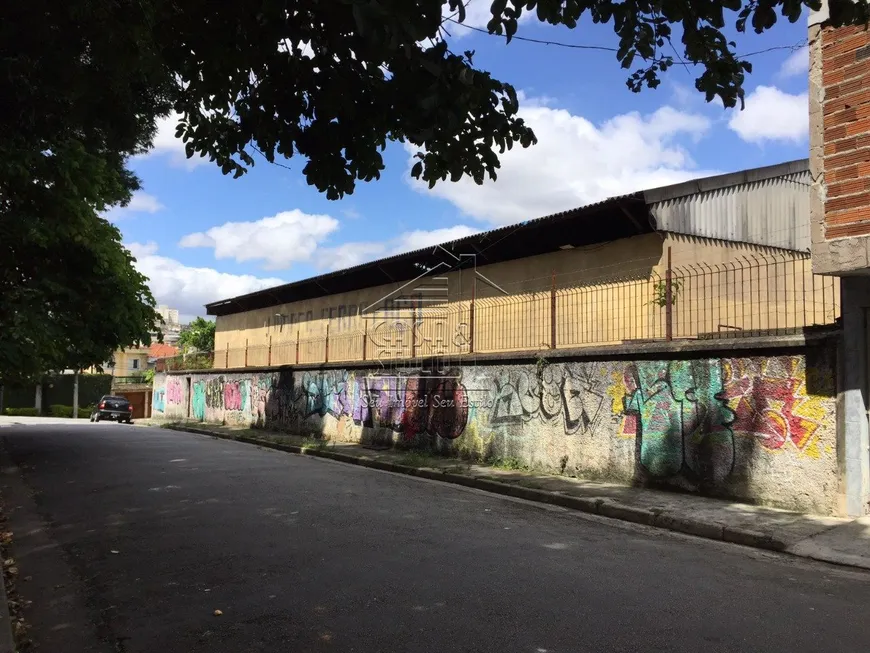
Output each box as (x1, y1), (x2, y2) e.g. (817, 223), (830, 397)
(110, 2), (812, 322)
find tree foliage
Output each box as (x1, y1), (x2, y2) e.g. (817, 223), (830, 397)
(178, 318), (216, 354)
(160, 0), (867, 198)
(0, 0), (169, 382)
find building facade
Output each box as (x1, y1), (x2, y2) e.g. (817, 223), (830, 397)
(204, 161), (834, 369)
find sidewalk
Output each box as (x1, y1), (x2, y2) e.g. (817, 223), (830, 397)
(156, 420), (869, 571)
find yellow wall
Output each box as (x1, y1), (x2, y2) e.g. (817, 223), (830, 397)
(109, 349), (150, 376)
(213, 233), (839, 367)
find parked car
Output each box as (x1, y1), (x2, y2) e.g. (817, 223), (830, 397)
(90, 395), (134, 423)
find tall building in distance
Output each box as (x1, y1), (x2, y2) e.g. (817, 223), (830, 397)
(156, 305), (180, 325)
(155, 305), (183, 345)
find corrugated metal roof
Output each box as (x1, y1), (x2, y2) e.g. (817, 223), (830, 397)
(646, 160), (810, 252)
(206, 159), (810, 316)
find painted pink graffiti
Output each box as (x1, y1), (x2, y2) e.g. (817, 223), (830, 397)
(224, 381), (242, 412)
(166, 378), (183, 405)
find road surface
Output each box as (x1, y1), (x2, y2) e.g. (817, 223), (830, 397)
(1, 423), (869, 653)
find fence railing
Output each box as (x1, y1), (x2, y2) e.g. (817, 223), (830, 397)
(157, 253), (841, 372)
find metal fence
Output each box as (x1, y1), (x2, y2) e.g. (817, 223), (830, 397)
(159, 253), (841, 372)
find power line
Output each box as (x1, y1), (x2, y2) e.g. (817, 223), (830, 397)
(444, 17), (806, 61)
(443, 17), (618, 52)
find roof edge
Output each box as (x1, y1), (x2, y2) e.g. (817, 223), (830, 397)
(642, 159), (809, 205)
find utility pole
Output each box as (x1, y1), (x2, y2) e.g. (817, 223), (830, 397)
(72, 370), (80, 419)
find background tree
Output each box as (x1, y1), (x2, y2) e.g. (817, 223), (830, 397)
(178, 318), (216, 354)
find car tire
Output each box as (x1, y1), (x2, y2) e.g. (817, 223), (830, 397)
(125, 419), (133, 424)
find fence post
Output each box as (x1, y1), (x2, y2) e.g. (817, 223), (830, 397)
(665, 247), (674, 341)
(325, 322), (330, 363)
(296, 329), (300, 365)
(244, 339), (248, 367)
(550, 270), (557, 349)
(362, 321), (368, 361)
(469, 278), (475, 354)
(268, 336), (272, 366)
(225, 343), (229, 368)
(411, 301), (417, 359)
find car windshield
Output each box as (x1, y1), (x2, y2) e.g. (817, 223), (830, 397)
(103, 396), (128, 402)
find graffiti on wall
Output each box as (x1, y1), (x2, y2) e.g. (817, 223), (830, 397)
(622, 361), (735, 483)
(166, 377), (183, 406)
(159, 354), (832, 466)
(489, 365), (608, 436)
(192, 381), (206, 421)
(152, 389), (165, 413)
(722, 357), (831, 458)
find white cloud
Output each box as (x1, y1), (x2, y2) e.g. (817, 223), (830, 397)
(318, 225), (480, 271)
(408, 96), (716, 225)
(104, 191), (165, 222)
(779, 46), (809, 78)
(728, 86), (808, 144)
(127, 242), (284, 321)
(179, 209), (340, 270)
(140, 113), (210, 170)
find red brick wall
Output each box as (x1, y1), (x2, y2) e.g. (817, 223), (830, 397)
(822, 25), (870, 239)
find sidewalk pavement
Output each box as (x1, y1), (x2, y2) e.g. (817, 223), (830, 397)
(133, 420), (870, 571)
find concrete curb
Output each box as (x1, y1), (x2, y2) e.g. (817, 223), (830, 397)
(165, 425), (790, 555)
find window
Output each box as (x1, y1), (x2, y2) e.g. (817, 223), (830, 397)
(131, 358), (140, 370)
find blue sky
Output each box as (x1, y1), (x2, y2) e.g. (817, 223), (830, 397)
(110, 2), (812, 321)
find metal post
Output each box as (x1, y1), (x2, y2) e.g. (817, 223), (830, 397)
(550, 270), (557, 349)
(411, 301), (417, 359)
(469, 278), (475, 354)
(268, 335), (272, 366)
(244, 339), (248, 367)
(665, 247), (674, 341)
(296, 329), (300, 365)
(72, 370), (79, 419)
(325, 323), (330, 363)
(225, 343), (229, 368)
(362, 321), (368, 361)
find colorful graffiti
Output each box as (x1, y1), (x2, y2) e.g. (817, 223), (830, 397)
(302, 371), (351, 418)
(722, 357), (831, 458)
(623, 361), (735, 482)
(152, 389), (165, 413)
(154, 349), (837, 513)
(166, 378), (183, 405)
(192, 381), (206, 421)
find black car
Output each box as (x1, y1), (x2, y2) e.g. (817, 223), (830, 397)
(90, 395), (134, 423)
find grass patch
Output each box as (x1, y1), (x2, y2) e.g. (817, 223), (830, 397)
(488, 457), (528, 472)
(395, 451), (443, 468)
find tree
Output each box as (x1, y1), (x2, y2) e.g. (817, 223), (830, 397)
(160, 0), (867, 198)
(178, 318), (216, 354)
(0, 1), (170, 382)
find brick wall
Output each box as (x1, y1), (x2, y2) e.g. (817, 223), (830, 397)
(821, 25), (870, 239)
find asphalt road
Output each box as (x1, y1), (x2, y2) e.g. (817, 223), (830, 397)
(1, 423), (869, 653)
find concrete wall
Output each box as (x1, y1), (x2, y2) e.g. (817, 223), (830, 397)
(153, 341), (840, 515)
